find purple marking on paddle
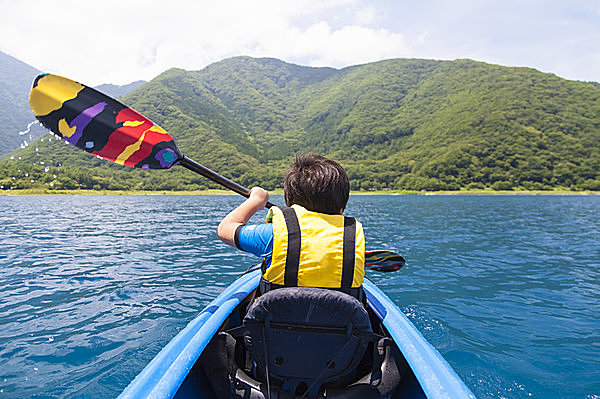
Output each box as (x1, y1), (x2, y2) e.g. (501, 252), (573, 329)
(156, 148), (177, 168)
(66, 102), (107, 145)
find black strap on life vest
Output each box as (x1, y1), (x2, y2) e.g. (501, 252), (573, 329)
(280, 207), (356, 289)
(281, 207), (301, 286)
(341, 216), (356, 289)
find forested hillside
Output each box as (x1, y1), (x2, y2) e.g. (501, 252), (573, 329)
(0, 51), (45, 156)
(1, 56), (599, 192)
(94, 80), (146, 98)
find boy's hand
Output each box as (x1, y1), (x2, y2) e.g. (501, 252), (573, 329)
(217, 186), (270, 247)
(249, 186), (269, 209)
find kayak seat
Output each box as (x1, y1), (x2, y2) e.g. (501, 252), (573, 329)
(241, 287), (376, 398)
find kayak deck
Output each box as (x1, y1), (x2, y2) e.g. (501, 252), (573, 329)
(118, 270), (475, 399)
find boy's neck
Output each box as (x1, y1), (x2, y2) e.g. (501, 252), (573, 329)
(291, 203), (344, 215)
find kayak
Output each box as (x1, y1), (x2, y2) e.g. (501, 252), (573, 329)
(118, 269), (475, 399)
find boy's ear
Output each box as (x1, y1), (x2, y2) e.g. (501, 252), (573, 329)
(283, 190), (290, 207)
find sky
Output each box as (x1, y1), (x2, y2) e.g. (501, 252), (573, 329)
(1, 0), (599, 86)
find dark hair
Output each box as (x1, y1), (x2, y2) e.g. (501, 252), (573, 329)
(283, 153), (350, 214)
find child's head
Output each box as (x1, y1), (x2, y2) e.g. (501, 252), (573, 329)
(283, 153), (350, 214)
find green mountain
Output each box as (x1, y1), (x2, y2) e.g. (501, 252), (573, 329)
(95, 80), (146, 98)
(2, 56), (599, 192)
(0, 50), (46, 157)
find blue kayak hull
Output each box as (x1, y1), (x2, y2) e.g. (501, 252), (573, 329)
(118, 270), (475, 399)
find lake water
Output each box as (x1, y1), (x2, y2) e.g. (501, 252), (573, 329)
(0, 194), (598, 398)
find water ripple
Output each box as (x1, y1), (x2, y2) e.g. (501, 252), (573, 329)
(1, 194), (599, 398)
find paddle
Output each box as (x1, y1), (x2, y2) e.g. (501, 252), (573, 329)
(242, 250), (406, 274)
(365, 250), (406, 272)
(29, 73), (405, 272)
(28, 73), (275, 208)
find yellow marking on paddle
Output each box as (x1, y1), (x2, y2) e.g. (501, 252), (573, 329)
(122, 120), (145, 127)
(114, 130), (147, 165)
(149, 125), (168, 134)
(29, 74), (84, 117)
(58, 118), (76, 137)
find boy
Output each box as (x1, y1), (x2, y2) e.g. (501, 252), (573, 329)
(217, 153), (365, 299)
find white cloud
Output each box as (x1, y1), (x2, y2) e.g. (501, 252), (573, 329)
(353, 5), (378, 25)
(0, 0), (401, 85)
(0, 0), (598, 85)
(282, 22), (409, 67)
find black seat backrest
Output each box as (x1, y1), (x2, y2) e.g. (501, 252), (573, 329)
(243, 287), (372, 396)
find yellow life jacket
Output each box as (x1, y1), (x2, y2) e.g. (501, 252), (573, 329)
(262, 205), (365, 288)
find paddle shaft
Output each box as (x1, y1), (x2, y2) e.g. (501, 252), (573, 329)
(179, 156), (275, 208)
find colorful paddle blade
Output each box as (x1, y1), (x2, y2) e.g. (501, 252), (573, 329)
(365, 250), (406, 272)
(29, 73), (183, 169)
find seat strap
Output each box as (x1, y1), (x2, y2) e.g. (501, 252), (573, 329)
(226, 325), (248, 337)
(297, 325), (382, 399)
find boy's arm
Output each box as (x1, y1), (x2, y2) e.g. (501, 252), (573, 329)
(217, 187), (270, 247)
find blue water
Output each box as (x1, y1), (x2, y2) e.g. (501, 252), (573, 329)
(1, 194), (599, 398)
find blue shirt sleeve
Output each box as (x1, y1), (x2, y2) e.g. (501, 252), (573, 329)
(236, 223), (273, 261)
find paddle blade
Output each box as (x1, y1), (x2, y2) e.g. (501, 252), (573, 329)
(365, 250), (406, 272)
(29, 73), (183, 169)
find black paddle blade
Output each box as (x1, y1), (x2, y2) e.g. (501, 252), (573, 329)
(29, 73), (183, 169)
(365, 250), (406, 272)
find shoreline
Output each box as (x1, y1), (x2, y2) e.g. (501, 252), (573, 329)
(1, 188), (598, 196)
